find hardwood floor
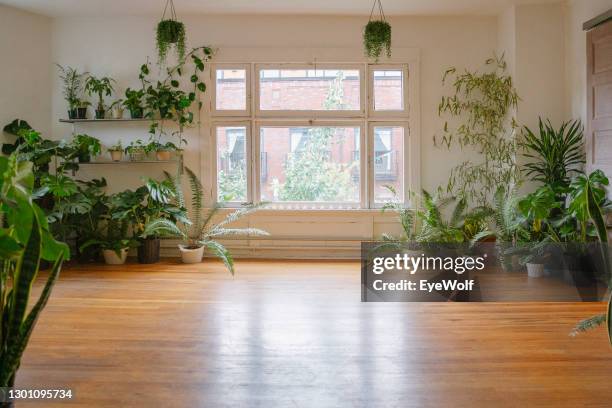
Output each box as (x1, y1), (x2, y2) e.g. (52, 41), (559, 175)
(15, 259), (612, 407)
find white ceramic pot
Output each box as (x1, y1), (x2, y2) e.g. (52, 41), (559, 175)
(109, 150), (123, 162)
(111, 106), (124, 119)
(102, 248), (129, 265)
(179, 245), (204, 264)
(526, 262), (544, 278)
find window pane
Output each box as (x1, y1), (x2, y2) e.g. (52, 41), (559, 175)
(215, 69), (246, 111)
(373, 70), (404, 111)
(216, 126), (247, 202)
(373, 126), (404, 203)
(260, 127), (360, 204)
(259, 69), (360, 111)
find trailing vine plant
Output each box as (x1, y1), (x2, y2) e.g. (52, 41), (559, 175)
(363, 0), (391, 62)
(156, 0), (186, 65)
(435, 54), (519, 207)
(140, 46), (214, 149)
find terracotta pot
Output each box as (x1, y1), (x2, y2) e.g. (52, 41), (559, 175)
(138, 238), (160, 264)
(109, 150), (123, 162)
(156, 150), (172, 161)
(179, 244), (204, 264)
(102, 248), (128, 265)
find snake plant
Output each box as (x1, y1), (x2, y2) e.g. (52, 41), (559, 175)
(0, 155), (69, 387)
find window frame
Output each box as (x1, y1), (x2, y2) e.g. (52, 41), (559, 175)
(368, 121), (410, 208)
(254, 120), (366, 209)
(210, 63), (251, 117)
(367, 64), (410, 118)
(212, 121), (253, 207)
(254, 63), (366, 118)
(207, 53), (419, 210)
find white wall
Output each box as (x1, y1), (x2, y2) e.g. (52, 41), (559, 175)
(50, 14), (498, 196)
(0, 5), (52, 138)
(565, 0), (612, 125)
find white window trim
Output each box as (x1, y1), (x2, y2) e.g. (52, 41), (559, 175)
(202, 47), (421, 210)
(254, 63), (366, 118)
(210, 63), (251, 117)
(211, 121), (253, 207)
(368, 64), (410, 118)
(368, 121), (411, 208)
(255, 120), (366, 209)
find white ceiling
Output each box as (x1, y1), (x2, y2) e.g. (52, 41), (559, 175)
(0, 0), (562, 18)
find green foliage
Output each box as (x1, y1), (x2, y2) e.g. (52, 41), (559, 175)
(363, 20), (391, 62)
(0, 154), (68, 387)
(70, 134), (101, 162)
(218, 156), (247, 202)
(381, 185), (415, 241)
(276, 72), (357, 203)
(123, 88), (145, 117)
(156, 19), (186, 65)
(56, 64), (87, 110)
(84, 75), (115, 111)
(415, 190), (492, 245)
(436, 55), (519, 206)
(165, 167), (268, 274)
(521, 118), (585, 188)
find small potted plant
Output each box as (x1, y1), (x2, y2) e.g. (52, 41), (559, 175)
(109, 99), (125, 119)
(147, 141), (177, 161)
(85, 75), (115, 119)
(108, 141), (123, 162)
(123, 88), (145, 119)
(80, 208), (137, 265)
(57, 64), (86, 119)
(125, 140), (147, 161)
(124, 178), (188, 264)
(145, 82), (179, 119)
(71, 133), (101, 163)
(76, 100), (91, 119)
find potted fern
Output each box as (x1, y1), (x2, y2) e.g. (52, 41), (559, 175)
(159, 168), (269, 268)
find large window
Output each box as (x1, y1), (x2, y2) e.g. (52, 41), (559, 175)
(212, 63), (410, 209)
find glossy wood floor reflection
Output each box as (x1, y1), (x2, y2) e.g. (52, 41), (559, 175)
(16, 260), (612, 407)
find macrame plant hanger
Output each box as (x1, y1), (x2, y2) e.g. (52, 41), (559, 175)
(369, 0), (386, 24)
(161, 0), (177, 22)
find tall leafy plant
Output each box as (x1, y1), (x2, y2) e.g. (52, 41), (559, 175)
(567, 170), (612, 342)
(520, 118), (585, 188)
(436, 55), (519, 206)
(56, 65), (87, 115)
(0, 155), (69, 388)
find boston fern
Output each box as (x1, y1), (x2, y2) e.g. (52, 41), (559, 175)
(163, 167), (269, 275)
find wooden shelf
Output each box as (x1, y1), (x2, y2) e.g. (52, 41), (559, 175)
(59, 118), (159, 123)
(78, 160), (179, 165)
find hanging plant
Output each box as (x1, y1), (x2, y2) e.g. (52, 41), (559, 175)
(156, 0), (186, 65)
(364, 0), (391, 61)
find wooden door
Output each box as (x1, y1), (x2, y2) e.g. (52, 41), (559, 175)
(587, 20), (612, 177)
